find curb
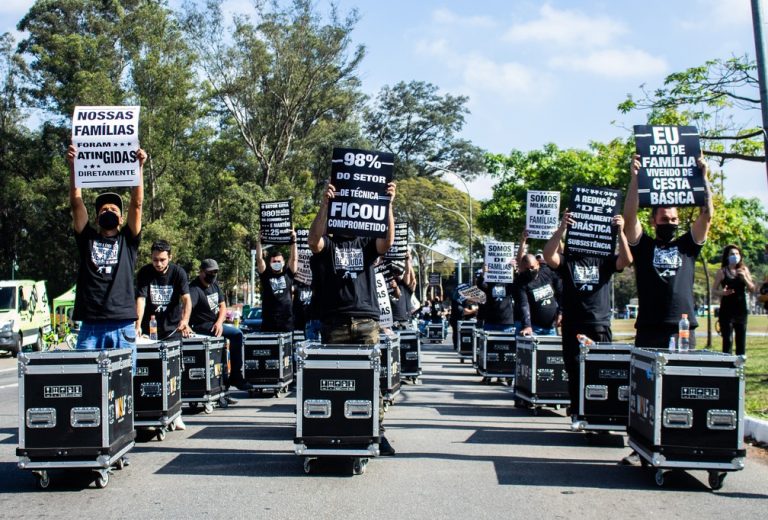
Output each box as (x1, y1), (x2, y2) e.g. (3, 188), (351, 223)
(745, 415), (768, 445)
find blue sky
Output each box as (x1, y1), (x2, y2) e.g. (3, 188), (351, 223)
(2, 0), (766, 202)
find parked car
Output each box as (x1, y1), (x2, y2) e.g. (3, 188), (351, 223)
(0, 280), (52, 356)
(240, 307), (262, 332)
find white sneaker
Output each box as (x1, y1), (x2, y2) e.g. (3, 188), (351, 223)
(173, 416), (186, 431)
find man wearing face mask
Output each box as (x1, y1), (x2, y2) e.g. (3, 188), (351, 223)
(623, 153), (713, 350)
(67, 144), (147, 371)
(189, 259), (252, 401)
(256, 231), (298, 332)
(515, 254), (562, 336)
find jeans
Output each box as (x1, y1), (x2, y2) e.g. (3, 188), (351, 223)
(76, 320), (137, 373)
(321, 317), (379, 345)
(719, 315), (747, 356)
(483, 323), (515, 333)
(192, 323), (245, 386)
(513, 321), (557, 336)
(561, 323), (613, 412)
(305, 319), (322, 341)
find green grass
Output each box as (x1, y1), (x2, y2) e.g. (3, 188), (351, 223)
(609, 315), (768, 419)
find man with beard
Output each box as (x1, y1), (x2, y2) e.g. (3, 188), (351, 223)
(623, 154), (713, 350)
(67, 144), (147, 372)
(255, 231), (298, 332)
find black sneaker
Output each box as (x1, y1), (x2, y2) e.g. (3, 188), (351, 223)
(235, 382), (253, 391)
(620, 450), (640, 466)
(379, 436), (396, 456)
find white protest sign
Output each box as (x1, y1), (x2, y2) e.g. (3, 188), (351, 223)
(375, 272), (393, 328)
(526, 190), (560, 239)
(458, 285), (487, 304)
(72, 106), (141, 188)
(294, 228), (312, 285)
(484, 241), (515, 283)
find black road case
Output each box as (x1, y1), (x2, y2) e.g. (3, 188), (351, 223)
(514, 335), (569, 413)
(134, 339), (182, 440)
(457, 320), (476, 362)
(294, 343), (381, 475)
(627, 348), (746, 490)
(573, 342), (633, 432)
(398, 329), (421, 382)
(380, 334), (401, 406)
(426, 321), (446, 344)
(476, 330), (516, 380)
(180, 336), (226, 413)
(16, 348), (135, 489)
(243, 332), (294, 396)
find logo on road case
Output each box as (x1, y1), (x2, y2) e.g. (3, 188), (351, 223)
(44, 385), (83, 398)
(320, 379), (356, 391)
(681, 387), (720, 400)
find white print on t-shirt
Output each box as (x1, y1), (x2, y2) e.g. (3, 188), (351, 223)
(491, 285), (506, 300)
(91, 239), (119, 274)
(653, 246), (682, 279)
(300, 289), (312, 303)
(532, 284), (554, 305)
(150, 284), (173, 313)
(269, 276), (287, 295)
(334, 247), (364, 279)
(573, 264), (599, 291)
(206, 293), (219, 312)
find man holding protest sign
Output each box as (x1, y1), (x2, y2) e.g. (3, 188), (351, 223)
(67, 143), (146, 371)
(543, 202), (632, 417)
(515, 254), (562, 336)
(623, 150), (713, 350)
(255, 229), (298, 332)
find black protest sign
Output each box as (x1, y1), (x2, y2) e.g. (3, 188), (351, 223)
(565, 186), (622, 257)
(260, 200), (292, 244)
(327, 147), (394, 238)
(458, 284), (487, 304)
(294, 228), (312, 285)
(375, 261), (396, 295)
(385, 222), (409, 260)
(428, 272), (441, 287)
(634, 125), (706, 207)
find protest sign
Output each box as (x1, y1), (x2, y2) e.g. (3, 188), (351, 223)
(458, 285), (487, 304)
(526, 190), (560, 239)
(327, 147), (394, 238)
(294, 228), (312, 285)
(375, 261), (396, 295)
(428, 272), (441, 287)
(634, 125), (706, 207)
(260, 200), (293, 244)
(385, 222), (409, 260)
(71, 106), (141, 188)
(484, 241), (515, 283)
(565, 186), (622, 257)
(375, 272), (394, 328)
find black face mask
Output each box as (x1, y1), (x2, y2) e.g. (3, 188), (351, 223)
(98, 210), (119, 230)
(204, 273), (217, 284)
(655, 223), (679, 243)
(519, 269), (538, 283)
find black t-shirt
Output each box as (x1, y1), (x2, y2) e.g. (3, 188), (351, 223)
(557, 255), (618, 326)
(188, 278), (225, 331)
(391, 279), (412, 322)
(136, 262), (190, 338)
(631, 231), (702, 328)
(292, 282), (313, 330)
(477, 276), (515, 325)
(260, 267), (295, 328)
(718, 268), (749, 319)
(313, 236), (380, 321)
(516, 265), (561, 329)
(73, 224), (140, 322)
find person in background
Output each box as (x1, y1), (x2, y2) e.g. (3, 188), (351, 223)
(256, 231), (298, 333)
(515, 254), (562, 336)
(712, 244), (755, 356)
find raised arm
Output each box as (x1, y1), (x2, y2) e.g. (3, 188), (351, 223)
(308, 182), (333, 253)
(691, 156), (713, 245)
(623, 154), (642, 245)
(614, 214), (633, 270)
(543, 210), (571, 269)
(127, 148), (147, 237)
(255, 235), (266, 274)
(288, 229), (298, 274)
(68, 144), (88, 233)
(516, 230), (529, 267)
(376, 182), (397, 255)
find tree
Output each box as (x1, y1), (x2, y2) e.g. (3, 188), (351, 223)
(618, 55), (763, 165)
(181, 0), (366, 189)
(363, 80), (485, 179)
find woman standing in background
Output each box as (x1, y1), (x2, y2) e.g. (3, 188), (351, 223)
(712, 244), (756, 356)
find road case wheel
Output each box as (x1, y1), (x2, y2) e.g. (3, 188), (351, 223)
(708, 471), (727, 491)
(303, 458), (313, 474)
(114, 457), (125, 470)
(218, 396), (229, 409)
(95, 470), (110, 489)
(156, 428), (167, 441)
(36, 471), (50, 490)
(168, 420), (176, 432)
(654, 469), (666, 487)
(204, 403), (214, 414)
(352, 458), (367, 475)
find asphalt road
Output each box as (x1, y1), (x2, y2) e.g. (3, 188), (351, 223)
(0, 340), (767, 519)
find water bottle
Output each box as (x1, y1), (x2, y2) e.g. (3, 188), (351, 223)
(149, 315), (158, 340)
(668, 335), (676, 352)
(678, 314), (690, 351)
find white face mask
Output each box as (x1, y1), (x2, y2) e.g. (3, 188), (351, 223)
(270, 261), (284, 272)
(728, 254), (740, 266)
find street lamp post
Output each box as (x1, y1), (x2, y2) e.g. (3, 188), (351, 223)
(430, 166), (473, 276)
(435, 203), (470, 284)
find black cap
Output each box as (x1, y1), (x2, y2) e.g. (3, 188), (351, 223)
(200, 258), (219, 271)
(94, 192), (123, 213)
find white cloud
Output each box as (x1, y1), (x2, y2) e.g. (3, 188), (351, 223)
(0, 0), (34, 15)
(503, 4), (626, 48)
(549, 48), (668, 78)
(432, 8), (497, 29)
(703, 0), (751, 27)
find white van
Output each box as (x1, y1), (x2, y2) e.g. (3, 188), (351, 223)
(0, 280), (52, 356)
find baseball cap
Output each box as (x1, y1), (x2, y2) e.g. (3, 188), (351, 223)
(200, 258), (219, 271)
(94, 192), (123, 213)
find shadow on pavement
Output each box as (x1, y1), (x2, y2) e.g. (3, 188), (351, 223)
(188, 425), (294, 441)
(154, 451), (305, 477)
(0, 427), (17, 445)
